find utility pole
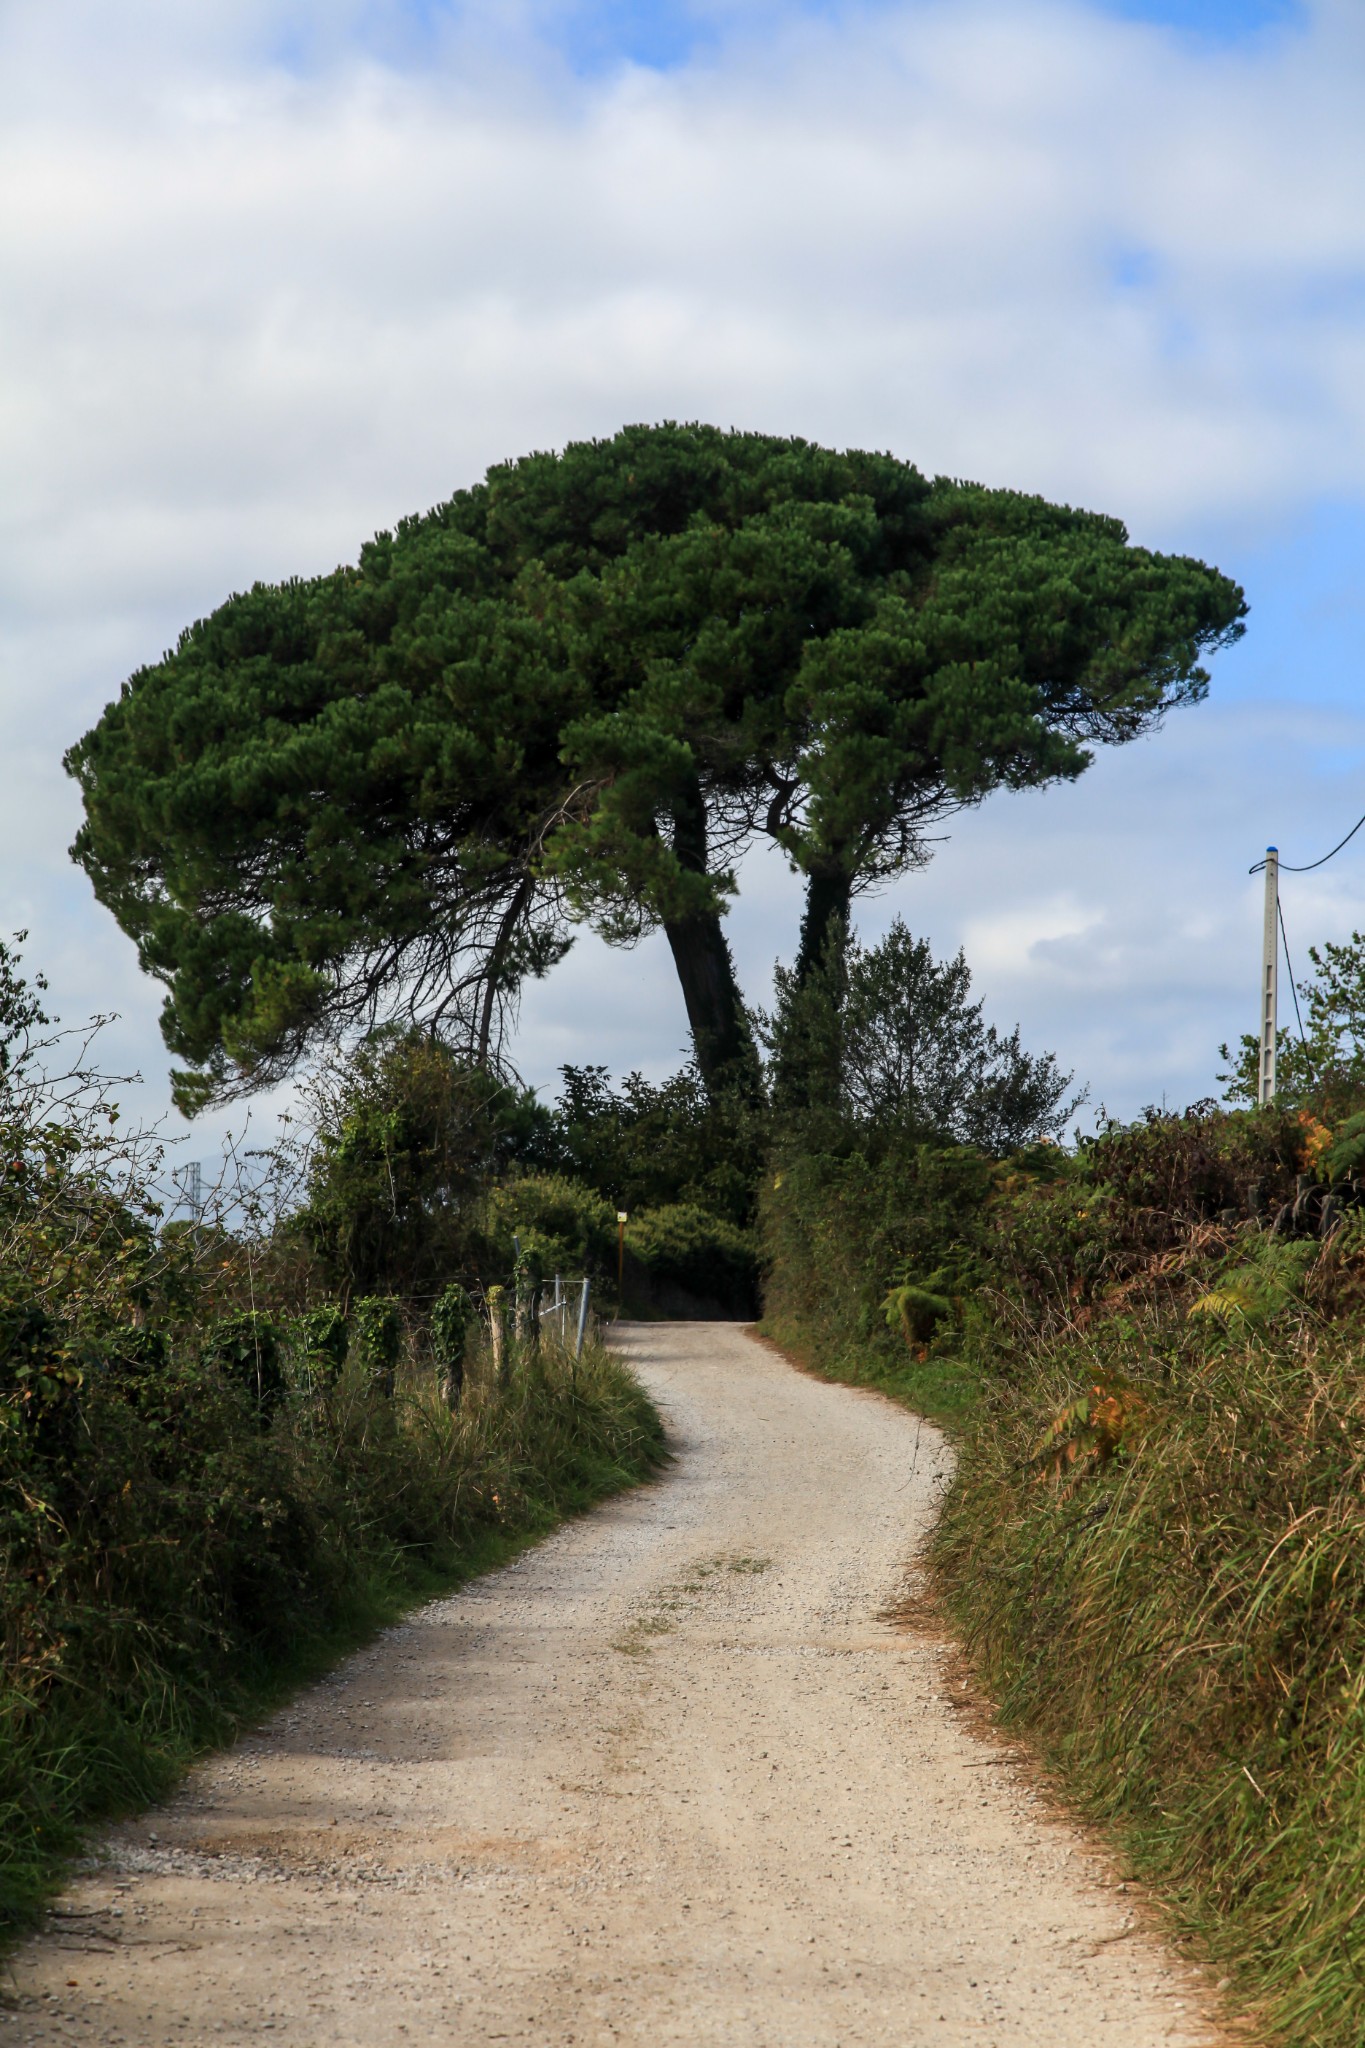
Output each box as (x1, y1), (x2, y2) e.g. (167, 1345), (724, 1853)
(1259, 846), (1278, 1105)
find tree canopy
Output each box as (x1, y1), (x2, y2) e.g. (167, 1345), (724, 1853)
(66, 423), (1246, 1107)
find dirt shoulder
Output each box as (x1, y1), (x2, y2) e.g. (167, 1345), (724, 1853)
(3, 1323), (1225, 2046)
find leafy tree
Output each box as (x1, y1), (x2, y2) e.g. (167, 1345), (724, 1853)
(528, 1062), (765, 1225)
(291, 1029), (535, 1301)
(770, 917), (1081, 1152)
(66, 424), (1244, 1105)
(1220, 929), (1365, 1119)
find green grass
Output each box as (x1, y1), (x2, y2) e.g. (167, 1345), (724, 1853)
(758, 1313), (980, 1429)
(931, 1312), (1365, 2048)
(0, 1333), (664, 1944)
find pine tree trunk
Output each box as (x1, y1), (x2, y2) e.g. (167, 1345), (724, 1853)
(794, 865), (853, 987)
(663, 911), (753, 1087)
(663, 779), (759, 1097)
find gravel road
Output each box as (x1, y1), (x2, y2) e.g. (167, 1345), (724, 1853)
(3, 1322), (1223, 2047)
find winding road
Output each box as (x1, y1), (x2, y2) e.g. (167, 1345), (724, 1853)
(4, 1323), (1221, 2046)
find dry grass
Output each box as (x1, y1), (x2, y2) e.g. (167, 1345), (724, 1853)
(935, 1226), (1365, 2048)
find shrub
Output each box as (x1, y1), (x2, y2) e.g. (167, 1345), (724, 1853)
(200, 1312), (286, 1422)
(289, 1305), (349, 1388)
(626, 1202), (758, 1316)
(350, 1296), (403, 1396)
(478, 1173), (616, 1281)
(431, 1283), (473, 1406)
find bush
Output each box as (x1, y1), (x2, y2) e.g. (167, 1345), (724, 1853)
(290, 1030), (533, 1298)
(200, 1312), (286, 1421)
(525, 1062), (766, 1228)
(350, 1295), (403, 1396)
(626, 1202), (758, 1316)
(478, 1173), (617, 1280)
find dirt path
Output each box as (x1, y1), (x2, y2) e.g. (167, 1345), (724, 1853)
(4, 1323), (1223, 2047)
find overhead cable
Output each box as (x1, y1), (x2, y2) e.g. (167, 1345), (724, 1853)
(1277, 896), (1307, 1044)
(1250, 806), (1365, 876)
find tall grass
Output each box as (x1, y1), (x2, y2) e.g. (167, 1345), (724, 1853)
(762, 1117), (1365, 2046)
(1, 1327), (663, 1940)
(935, 1292), (1365, 2048)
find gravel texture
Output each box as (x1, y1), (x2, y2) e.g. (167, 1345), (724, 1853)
(2, 1321), (1224, 2046)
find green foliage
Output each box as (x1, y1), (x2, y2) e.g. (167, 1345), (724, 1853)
(623, 1203), (758, 1317)
(883, 1279), (954, 1346)
(479, 1173), (617, 1280)
(530, 1061), (765, 1226)
(66, 424), (1244, 1104)
(430, 1283), (472, 1370)
(1323, 1109), (1365, 1184)
(291, 1304), (349, 1385)
(350, 1296), (403, 1395)
(200, 1312), (286, 1422)
(477, 1167), (759, 1316)
(760, 1136), (995, 1416)
(1186, 1235), (1318, 1332)
(1082, 1099), (1305, 1245)
(292, 1031), (529, 1299)
(769, 916), (1080, 1148)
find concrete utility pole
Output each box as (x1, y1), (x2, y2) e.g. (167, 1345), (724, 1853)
(1259, 846), (1279, 1105)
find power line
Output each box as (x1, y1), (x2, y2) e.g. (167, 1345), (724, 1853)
(1251, 805), (1365, 876)
(1277, 896), (1307, 1044)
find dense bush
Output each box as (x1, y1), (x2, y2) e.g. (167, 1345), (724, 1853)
(525, 1062), (765, 1228)
(290, 1030), (542, 1300)
(479, 1172), (618, 1279)
(625, 1202), (759, 1317)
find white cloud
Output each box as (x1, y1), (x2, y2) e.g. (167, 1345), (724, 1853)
(960, 895), (1103, 981)
(2, 0), (1365, 1147)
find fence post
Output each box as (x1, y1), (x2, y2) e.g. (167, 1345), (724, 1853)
(487, 1284), (508, 1389)
(575, 1277), (591, 1363)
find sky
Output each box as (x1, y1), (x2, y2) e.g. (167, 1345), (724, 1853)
(3, 0), (1364, 1170)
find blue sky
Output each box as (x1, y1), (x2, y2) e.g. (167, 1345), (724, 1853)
(268, 0), (1307, 80)
(2, 0), (1363, 1166)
